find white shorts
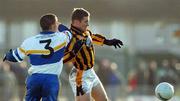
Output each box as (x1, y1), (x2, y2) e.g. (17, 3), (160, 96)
(69, 67), (100, 96)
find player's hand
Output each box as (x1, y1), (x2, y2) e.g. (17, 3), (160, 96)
(3, 54), (6, 62)
(104, 38), (123, 48)
(73, 40), (85, 54)
(3, 49), (12, 62)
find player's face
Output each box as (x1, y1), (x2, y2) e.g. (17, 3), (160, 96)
(79, 16), (89, 32)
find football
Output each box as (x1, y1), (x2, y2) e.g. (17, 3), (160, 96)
(155, 82), (174, 101)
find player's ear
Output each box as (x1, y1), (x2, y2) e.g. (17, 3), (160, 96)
(51, 24), (57, 31)
(72, 20), (80, 25)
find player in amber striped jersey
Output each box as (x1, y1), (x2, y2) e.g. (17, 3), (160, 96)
(61, 8), (123, 101)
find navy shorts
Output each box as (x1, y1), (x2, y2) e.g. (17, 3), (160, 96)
(25, 73), (59, 101)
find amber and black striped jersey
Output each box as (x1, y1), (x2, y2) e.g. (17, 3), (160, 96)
(63, 25), (106, 70)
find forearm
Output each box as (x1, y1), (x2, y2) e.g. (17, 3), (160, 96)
(91, 34), (106, 46)
(103, 39), (111, 45)
(63, 51), (76, 63)
(3, 49), (23, 62)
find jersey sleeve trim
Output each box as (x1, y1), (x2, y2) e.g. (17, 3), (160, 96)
(19, 47), (27, 55)
(54, 41), (66, 51)
(12, 49), (22, 62)
(21, 41), (66, 55)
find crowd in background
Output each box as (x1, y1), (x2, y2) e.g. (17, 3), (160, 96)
(127, 58), (180, 95)
(0, 59), (27, 101)
(0, 57), (179, 101)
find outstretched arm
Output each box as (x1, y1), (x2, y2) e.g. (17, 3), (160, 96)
(91, 34), (106, 46)
(3, 49), (19, 62)
(3, 47), (26, 62)
(104, 38), (123, 48)
(90, 31), (123, 48)
(3, 38), (27, 62)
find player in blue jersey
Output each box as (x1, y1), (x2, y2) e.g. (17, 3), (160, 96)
(3, 13), (84, 101)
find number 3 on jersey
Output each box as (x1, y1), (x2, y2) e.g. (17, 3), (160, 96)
(40, 39), (54, 58)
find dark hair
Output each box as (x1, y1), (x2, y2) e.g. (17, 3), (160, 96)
(40, 13), (57, 31)
(71, 8), (90, 21)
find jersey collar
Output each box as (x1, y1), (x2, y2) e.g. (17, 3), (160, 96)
(40, 31), (55, 34)
(70, 25), (88, 37)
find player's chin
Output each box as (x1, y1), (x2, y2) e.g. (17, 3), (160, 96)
(84, 27), (88, 31)
(81, 29), (86, 32)
(86, 28), (89, 31)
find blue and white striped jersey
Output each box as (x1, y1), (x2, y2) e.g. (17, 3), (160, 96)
(12, 31), (72, 76)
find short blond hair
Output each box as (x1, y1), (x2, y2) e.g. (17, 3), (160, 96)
(71, 8), (90, 21)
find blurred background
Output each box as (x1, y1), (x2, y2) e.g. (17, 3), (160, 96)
(0, 0), (180, 101)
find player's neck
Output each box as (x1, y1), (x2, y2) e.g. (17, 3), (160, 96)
(71, 24), (84, 33)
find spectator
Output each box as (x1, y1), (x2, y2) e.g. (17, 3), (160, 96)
(136, 60), (149, 94)
(147, 60), (158, 94)
(127, 70), (137, 95)
(2, 62), (19, 101)
(96, 58), (111, 86)
(170, 58), (179, 84)
(107, 62), (123, 101)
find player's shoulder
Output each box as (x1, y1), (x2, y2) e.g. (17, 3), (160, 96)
(21, 34), (40, 46)
(56, 31), (71, 40)
(62, 30), (71, 36)
(55, 31), (65, 38)
(24, 35), (37, 42)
